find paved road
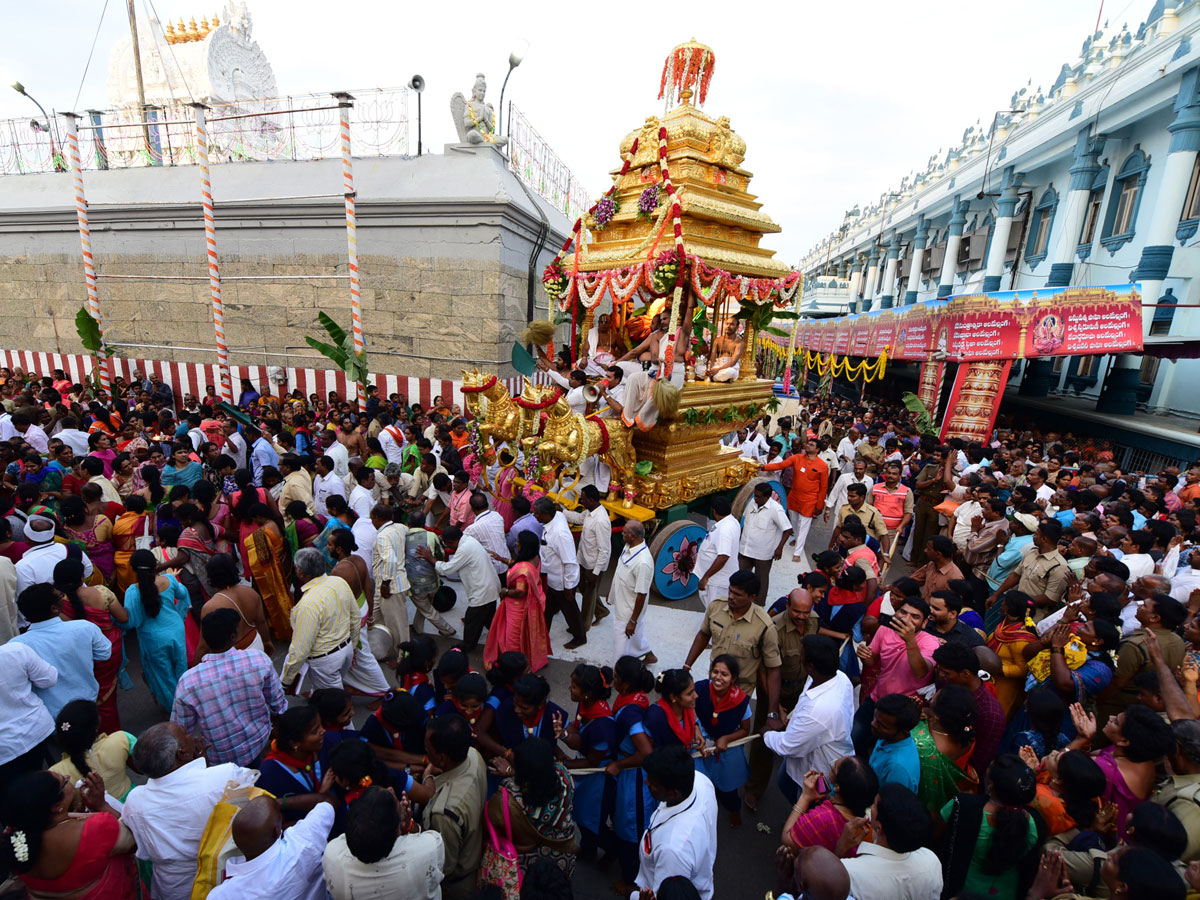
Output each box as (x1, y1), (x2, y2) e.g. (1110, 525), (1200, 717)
(111, 509), (914, 899)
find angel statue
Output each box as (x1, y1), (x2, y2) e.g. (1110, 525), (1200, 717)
(451, 74), (507, 147)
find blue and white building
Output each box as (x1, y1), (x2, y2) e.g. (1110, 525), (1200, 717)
(798, 2), (1200, 464)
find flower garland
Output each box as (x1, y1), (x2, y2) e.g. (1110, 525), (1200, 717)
(541, 261), (569, 301)
(657, 125), (686, 379)
(637, 183), (660, 221)
(800, 346), (890, 383)
(592, 195), (619, 230)
(658, 44), (716, 107)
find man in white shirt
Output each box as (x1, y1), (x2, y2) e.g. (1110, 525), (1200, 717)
(376, 418), (406, 466)
(323, 786), (445, 900)
(0, 641), (57, 775)
(825, 458), (873, 520)
(761, 634), (854, 802)
(222, 419), (248, 470)
(610, 520), (655, 664)
(1027, 467), (1056, 507)
(695, 495), (741, 604)
(372, 512), (412, 653)
(1171, 547), (1200, 604)
(417, 527), (500, 652)
(313, 455), (346, 517)
(950, 481), (985, 551)
(209, 796), (334, 900)
(53, 416), (91, 456)
(738, 482), (792, 604)
(732, 426), (769, 463)
(837, 783), (943, 900)
(565, 485), (613, 628)
(11, 413), (48, 454)
(15, 518), (94, 596)
(631, 746), (718, 900)
(123, 722), (259, 900)
(348, 468), (376, 521)
(320, 429), (352, 484)
(836, 427), (862, 474)
(464, 493), (509, 578)
(565, 369), (588, 416)
(1119, 531), (1156, 580)
(533, 496), (586, 649)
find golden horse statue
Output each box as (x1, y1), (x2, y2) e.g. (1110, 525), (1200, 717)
(460, 369), (523, 444)
(536, 393), (638, 487)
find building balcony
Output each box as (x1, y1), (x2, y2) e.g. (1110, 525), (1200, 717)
(800, 277), (854, 316)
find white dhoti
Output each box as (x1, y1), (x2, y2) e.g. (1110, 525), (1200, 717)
(579, 456), (612, 494)
(614, 615), (653, 663)
(342, 643), (391, 697)
(302, 642), (354, 691)
(246, 632), (266, 655)
(710, 355), (740, 383)
(375, 589), (411, 653)
(701, 580), (731, 605)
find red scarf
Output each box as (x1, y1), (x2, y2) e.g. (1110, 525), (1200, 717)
(402, 671), (429, 692)
(451, 698), (478, 727)
(708, 684), (747, 727)
(518, 706), (546, 739)
(613, 692), (650, 712)
(344, 776), (373, 805)
(655, 699), (698, 747)
(263, 742), (319, 790)
(373, 707), (404, 746)
(575, 699), (613, 728)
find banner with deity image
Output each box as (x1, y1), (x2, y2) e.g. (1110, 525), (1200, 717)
(783, 284), (1143, 363)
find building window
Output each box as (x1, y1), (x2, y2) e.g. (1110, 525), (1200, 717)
(1077, 164), (1108, 260)
(1100, 147), (1150, 254)
(1139, 355), (1160, 385)
(1025, 186), (1058, 267)
(1179, 155), (1200, 243)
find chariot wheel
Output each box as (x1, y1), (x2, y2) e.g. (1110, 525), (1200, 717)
(648, 519), (707, 601)
(732, 476), (788, 520)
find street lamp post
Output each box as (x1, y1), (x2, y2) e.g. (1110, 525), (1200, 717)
(497, 41), (528, 138)
(12, 82), (65, 172)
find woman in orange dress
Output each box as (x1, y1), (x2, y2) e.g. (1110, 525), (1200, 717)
(987, 590), (1039, 718)
(242, 502), (293, 640)
(112, 495), (154, 593)
(484, 531), (552, 672)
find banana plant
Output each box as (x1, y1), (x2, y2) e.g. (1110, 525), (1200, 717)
(901, 391), (938, 436)
(75, 306), (109, 392)
(305, 312), (370, 397)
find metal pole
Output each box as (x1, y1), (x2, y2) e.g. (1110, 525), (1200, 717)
(334, 92), (366, 412)
(63, 114), (110, 392)
(782, 276), (804, 395)
(125, 0), (153, 160)
(192, 104), (233, 403)
(498, 65), (514, 137)
(416, 91), (422, 157)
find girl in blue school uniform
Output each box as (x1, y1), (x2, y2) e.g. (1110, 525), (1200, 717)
(475, 651), (530, 760)
(494, 674), (567, 750)
(432, 646), (471, 704)
(256, 705), (330, 824)
(556, 664), (617, 858)
(393, 634), (439, 714)
(362, 690), (428, 777)
(603, 656), (658, 895)
(643, 667), (703, 752)
(310, 688), (362, 770)
(693, 653), (752, 827)
(430, 673), (489, 734)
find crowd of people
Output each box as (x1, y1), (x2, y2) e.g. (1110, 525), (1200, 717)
(0, 365), (1196, 900)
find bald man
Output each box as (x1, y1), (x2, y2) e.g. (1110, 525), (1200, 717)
(209, 795), (335, 900)
(775, 845), (851, 900)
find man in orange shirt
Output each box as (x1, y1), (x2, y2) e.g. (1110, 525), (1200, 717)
(1180, 468), (1200, 505)
(763, 438), (828, 567)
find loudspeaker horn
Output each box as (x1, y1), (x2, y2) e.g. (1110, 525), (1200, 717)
(408, 74), (425, 93)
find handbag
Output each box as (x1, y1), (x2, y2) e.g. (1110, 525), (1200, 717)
(476, 786), (521, 899)
(191, 781), (273, 899)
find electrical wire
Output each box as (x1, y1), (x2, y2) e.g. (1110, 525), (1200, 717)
(72, 0), (111, 111)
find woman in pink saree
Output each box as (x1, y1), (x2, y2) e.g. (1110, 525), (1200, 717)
(3, 771), (138, 900)
(484, 530), (552, 672)
(494, 451), (519, 530)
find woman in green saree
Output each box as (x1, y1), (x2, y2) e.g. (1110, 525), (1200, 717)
(912, 684), (980, 812)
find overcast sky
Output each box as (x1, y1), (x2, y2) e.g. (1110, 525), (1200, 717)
(1, 0), (1138, 263)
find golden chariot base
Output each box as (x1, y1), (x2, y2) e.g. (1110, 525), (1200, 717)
(629, 378), (773, 510)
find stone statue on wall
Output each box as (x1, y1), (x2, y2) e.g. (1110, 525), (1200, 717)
(450, 74), (507, 147)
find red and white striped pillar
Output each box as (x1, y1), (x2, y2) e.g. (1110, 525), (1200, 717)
(63, 113), (111, 393)
(334, 92), (366, 413)
(192, 103), (233, 404)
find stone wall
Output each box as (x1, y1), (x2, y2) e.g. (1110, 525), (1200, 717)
(0, 145), (570, 382)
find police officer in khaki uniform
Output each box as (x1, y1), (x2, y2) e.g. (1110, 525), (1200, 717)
(911, 446), (948, 568)
(743, 587), (820, 803)
(421, 716), (487, 900)
(684, 568), (783, 811)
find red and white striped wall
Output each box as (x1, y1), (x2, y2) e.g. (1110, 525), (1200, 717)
(0, 350), (554, 413)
